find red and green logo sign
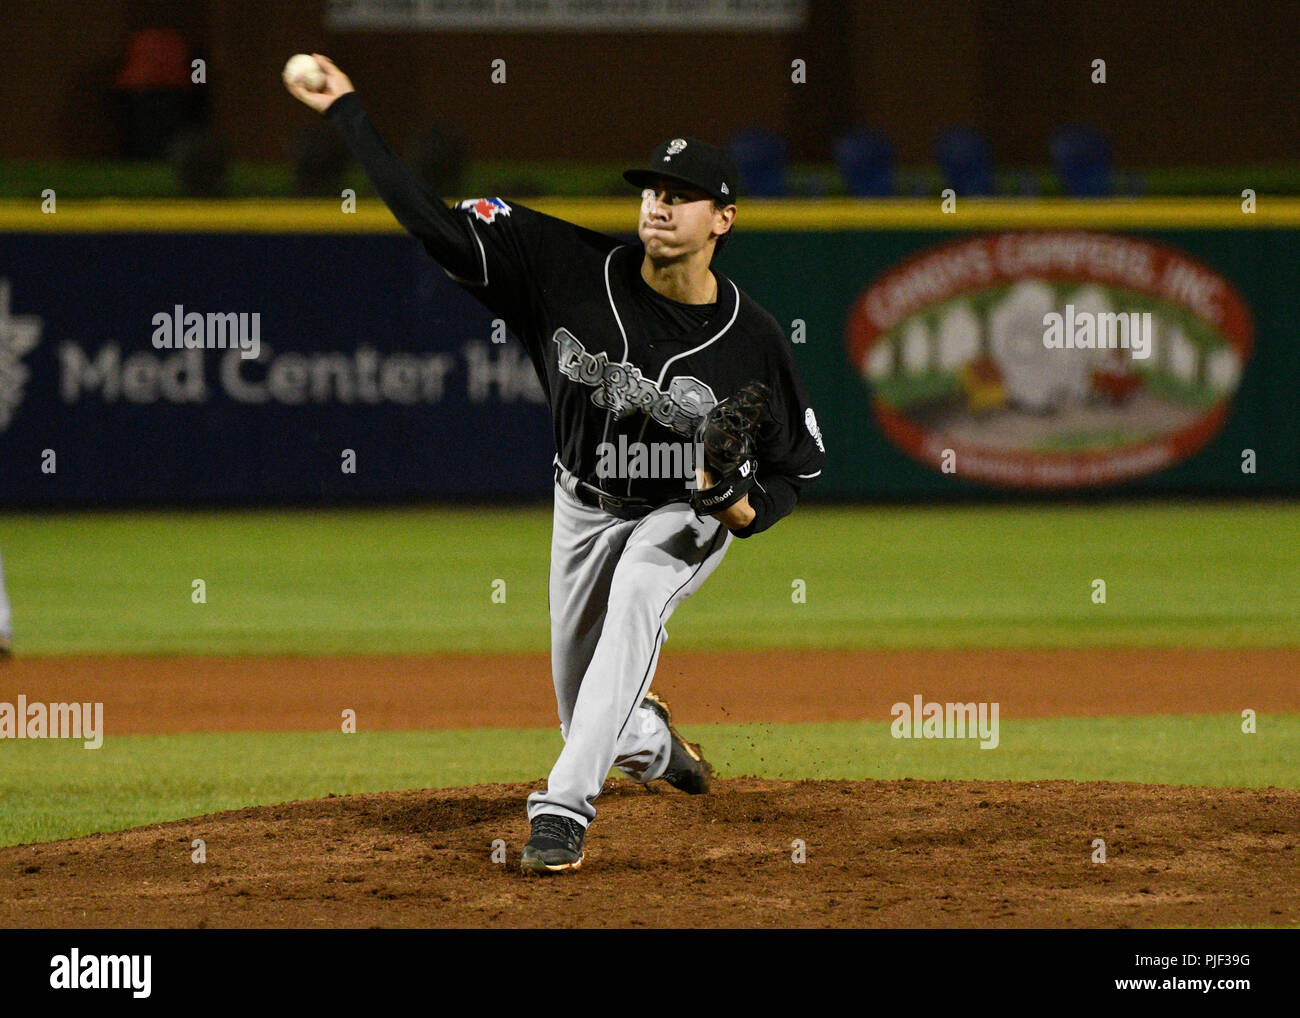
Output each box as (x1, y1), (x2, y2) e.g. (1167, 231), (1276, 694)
(846, 232), (1253, 489)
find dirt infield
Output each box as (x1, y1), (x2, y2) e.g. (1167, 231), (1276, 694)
(2, 647), (1296, 928)
(2, 778), (1296, 928)
(4, 648), (1296, 733)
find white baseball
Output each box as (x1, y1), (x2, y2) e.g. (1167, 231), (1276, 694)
(283, 54), (326, 92)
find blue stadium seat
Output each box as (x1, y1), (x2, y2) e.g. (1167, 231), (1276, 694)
(932, 126), (995, 196)
(1051, 125), (1113, 197)
(728, 128), (787, 197)
(834, 127), (895, 197)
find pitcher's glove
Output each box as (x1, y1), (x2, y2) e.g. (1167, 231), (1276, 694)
(689, 381), (772, 515)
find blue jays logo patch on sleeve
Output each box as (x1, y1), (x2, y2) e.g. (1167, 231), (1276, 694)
(459, 197), (512, 223)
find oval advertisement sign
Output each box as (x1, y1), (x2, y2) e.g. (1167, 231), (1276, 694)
(846, 232), (1253, 489)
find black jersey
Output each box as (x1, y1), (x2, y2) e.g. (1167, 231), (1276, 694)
(328, 93), (825, 536)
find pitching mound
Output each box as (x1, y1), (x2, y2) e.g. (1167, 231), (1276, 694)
(2, 778), (1296, 928)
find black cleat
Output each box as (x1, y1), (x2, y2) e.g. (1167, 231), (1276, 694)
(642, 690), (712, 795)
(521, 814), (586, 874)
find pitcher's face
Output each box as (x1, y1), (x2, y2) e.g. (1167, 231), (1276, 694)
(638, 181), (732, 261)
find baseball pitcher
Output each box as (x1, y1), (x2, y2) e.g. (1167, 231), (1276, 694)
(285, 56), (825, 874)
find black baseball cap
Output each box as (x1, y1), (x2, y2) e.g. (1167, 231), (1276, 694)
(624, 137), (739, 205)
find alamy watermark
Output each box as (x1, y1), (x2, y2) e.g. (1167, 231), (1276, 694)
(50, 949), (150, 998)
(0, 696), (103, 748)
(890, 694), (999, 749)
(152, 305), (260, 360)
(595, 434), (704, 482)
(1043, 304), (1152, 360)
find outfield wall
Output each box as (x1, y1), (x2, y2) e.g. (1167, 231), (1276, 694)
(1, 199), (1296, 506)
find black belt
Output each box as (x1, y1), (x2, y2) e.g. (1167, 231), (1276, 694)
(554, 464), (670, 521)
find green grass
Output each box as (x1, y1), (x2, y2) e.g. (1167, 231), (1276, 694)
(1, 715), (1294, 848)
(2, 503), (1296, 654)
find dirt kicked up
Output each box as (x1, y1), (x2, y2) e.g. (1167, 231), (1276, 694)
(0, 648), (1296, 928)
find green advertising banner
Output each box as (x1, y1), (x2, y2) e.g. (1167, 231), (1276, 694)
(719, 208), (1299, 497)
(4, 198), (1294, 501)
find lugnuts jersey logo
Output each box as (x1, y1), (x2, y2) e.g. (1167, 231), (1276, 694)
(458, 197), (511, 224)
(552, 327), (716, 436)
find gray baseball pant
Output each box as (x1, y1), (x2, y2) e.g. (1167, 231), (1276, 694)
(526, 482), (731, 827)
